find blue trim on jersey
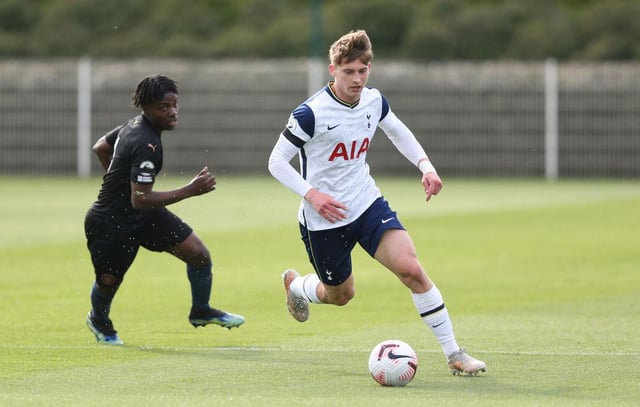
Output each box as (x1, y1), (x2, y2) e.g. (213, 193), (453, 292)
(300, 146), (308, 180)
(380, 94), (390, 121)
(292, 104), (315, 138)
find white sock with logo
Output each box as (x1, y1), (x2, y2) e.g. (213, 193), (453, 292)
(290, 273), (322, 304)
(412, 285), (459, 357)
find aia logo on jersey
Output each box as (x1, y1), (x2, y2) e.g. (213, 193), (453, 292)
(328, 138), (370, 161)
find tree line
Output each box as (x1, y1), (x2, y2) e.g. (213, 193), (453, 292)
(2, 0), (640, 61)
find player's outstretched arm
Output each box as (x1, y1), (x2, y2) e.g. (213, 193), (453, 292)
(130, 166), (216, 209)
(184, 166), (217, 197)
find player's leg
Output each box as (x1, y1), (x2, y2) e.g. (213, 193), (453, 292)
(86, 287), (124, 345)
(169, 232), (213, 311)
(283, 271), (356, 322)
(282, 223), (357, 321)
(374, 228), (454, 347)
(374, 228), (486, 375)
(282, 268), (312, 322)
(84, 210), (135, 345)
(285, 270), (354, 305)
(145, 208), (244, 329)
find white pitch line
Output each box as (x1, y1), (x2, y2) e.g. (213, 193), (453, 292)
(1, 344), (638, 357)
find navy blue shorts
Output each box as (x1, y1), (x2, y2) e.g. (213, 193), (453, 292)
(299, 197), (405, 286)
(84, 207), (192, 286)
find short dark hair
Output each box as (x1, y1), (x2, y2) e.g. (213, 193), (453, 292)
(131, 75), (178, 108)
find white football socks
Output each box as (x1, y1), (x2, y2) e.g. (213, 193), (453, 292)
(290, 273), (322, 304)
(412, 285), (459, 357)
(291, 274), (459, 357)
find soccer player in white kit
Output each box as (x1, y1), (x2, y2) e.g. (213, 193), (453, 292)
(268, 30), (486, 376)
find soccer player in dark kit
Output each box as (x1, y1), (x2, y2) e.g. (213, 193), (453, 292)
(84, 74), (244, 345)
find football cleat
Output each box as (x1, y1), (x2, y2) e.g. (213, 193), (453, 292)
(282, 269), (309, 322)
(189, 307), (245, 329)
(447, 348), (487, 376)
(86, 312), (124, 346)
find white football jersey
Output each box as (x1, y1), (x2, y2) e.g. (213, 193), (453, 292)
(283, 84), (390, 230)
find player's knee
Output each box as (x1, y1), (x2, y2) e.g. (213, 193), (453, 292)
(96, 274), (121, 295)
(407, 265), (426, 282)
(333, 296), (352, 306)
(189, 238), (210, 262)
(192, 251), (211, 267)
(176, 237), (211, 267)
(329, 289), (355, 306)
(394, 262), (426, 286)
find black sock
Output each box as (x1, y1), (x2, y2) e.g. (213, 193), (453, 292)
(186, 264), (212, 311)
(90, 283), (114, 322)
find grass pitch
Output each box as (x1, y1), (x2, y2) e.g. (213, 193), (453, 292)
(0, 176), (638, 406)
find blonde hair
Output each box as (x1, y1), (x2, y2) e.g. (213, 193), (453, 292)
(328, 30), (373, 66)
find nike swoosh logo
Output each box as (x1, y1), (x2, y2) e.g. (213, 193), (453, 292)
(388, 350), (413, 360)
(431, 321), (446, 328)
(327, 124), (340, 130)
(381, 217), (394, 224)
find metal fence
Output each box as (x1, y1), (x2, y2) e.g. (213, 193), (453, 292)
(1, 58), (639, 178)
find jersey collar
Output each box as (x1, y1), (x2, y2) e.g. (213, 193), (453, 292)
(326, 81), (360, 109)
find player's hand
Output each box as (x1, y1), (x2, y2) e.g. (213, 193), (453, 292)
(305, 188), (348, 223)
(421, 172), (443, 202)
(190, 166), (217, 196)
